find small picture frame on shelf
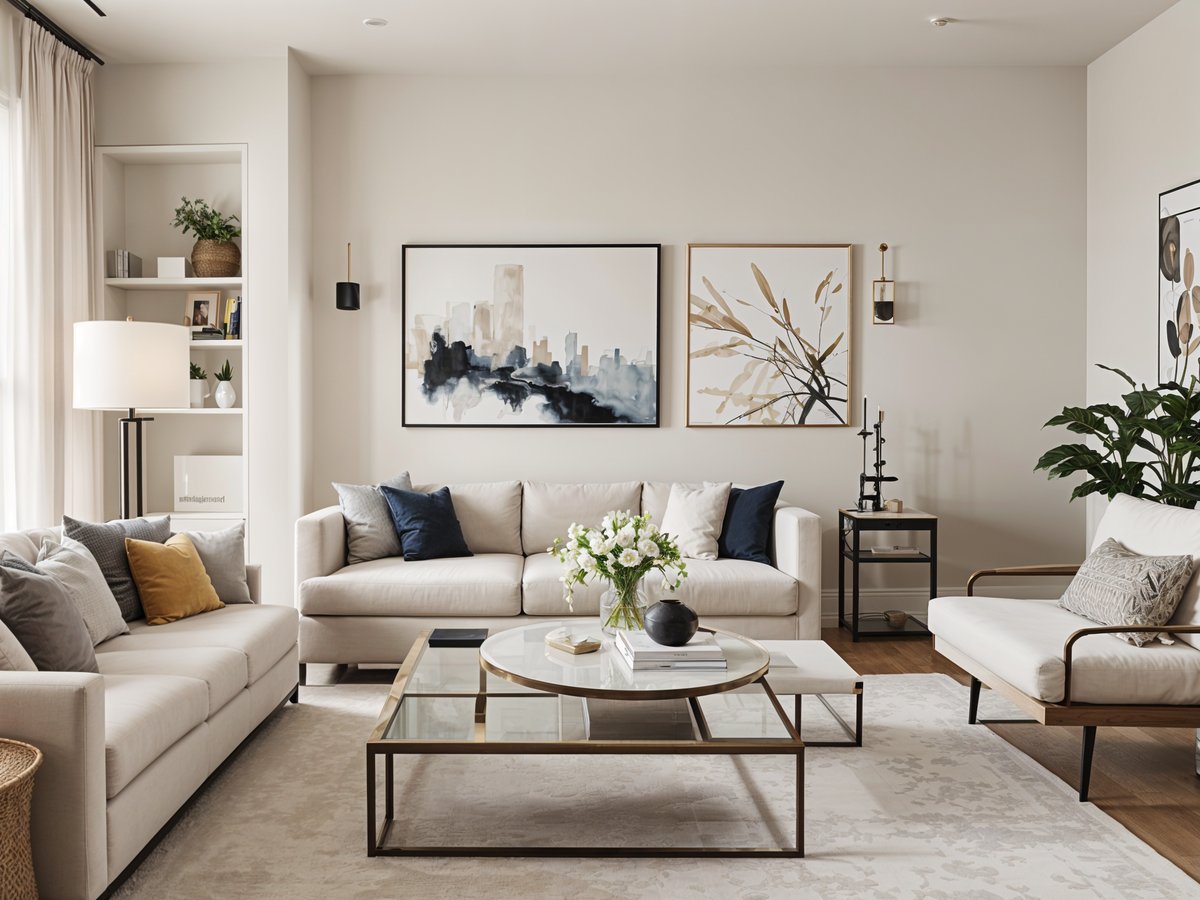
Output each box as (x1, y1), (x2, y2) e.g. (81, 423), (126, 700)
(186, 291), (221, 331)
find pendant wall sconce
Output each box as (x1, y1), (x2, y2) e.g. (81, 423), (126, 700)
(336, 242), (360, 311)
(872, 243), (895, 325)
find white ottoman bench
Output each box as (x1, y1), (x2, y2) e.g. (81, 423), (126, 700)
(757, 640), (863, 747)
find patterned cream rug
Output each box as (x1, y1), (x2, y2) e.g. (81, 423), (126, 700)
(114, 675), (1195, 899)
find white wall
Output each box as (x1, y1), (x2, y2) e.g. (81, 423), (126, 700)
(95, 60), (305, 605)
(1086, 0), (1200, 540)
(308, 68), (1088, 612)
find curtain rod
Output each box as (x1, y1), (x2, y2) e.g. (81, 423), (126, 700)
(4, 0), (105, 65)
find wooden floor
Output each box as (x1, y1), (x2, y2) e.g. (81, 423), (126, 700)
(823, 627), (1200, 881)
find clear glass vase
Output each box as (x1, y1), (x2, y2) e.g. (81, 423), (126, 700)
(600, 580), (648, 636)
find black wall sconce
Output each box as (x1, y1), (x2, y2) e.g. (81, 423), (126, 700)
(336, 242), (360, 311)
(872, 242), (895, 324)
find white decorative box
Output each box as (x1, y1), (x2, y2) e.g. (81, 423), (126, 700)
(173, 455), (243, 513)
(157, 257), (194, 278)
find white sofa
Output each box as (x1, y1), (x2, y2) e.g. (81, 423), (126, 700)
(296, 481), (822, 668)
(0, 525), (300, 900)
(929, 493), (1200, 800)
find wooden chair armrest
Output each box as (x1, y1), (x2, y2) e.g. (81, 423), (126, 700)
(1062, 624), (1200, 704)
(966, 564), (1080, 596)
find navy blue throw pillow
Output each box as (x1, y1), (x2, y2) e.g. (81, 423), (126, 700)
(379, 486), (473, 561)
(717, 481), (784, 564)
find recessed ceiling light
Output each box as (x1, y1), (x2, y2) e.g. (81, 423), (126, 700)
(930, 17), (952, 27)
(363, 17), (388, 27)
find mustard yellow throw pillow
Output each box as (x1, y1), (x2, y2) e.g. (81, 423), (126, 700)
(124, 534), (224, 626)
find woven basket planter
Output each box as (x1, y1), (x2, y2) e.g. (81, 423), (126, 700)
(191, 239), (241, 278)
(0, 739), (42, 900)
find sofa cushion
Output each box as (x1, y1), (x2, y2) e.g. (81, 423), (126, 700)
(63, 515), (171, 621)
(0, 618), (35, 671)
(929, 595), (1200, 705)
(182, 523), (252, 605)
(1092, 494), (1200, 650)
(35, 537), (129, 645)
(380, 486), (473, 561)
(654, 558), (798, 616)
(522, 552), (607, 615)
(98, 604), (297, 684)
(299, 554), (523, 617)
(522, 482), (642, 555)
(0, 527), (60, 566)
(413, 481), (522, 555)
(661, 482), (732, 560)
(96, 646), (248, 717)
(103, 673), (208, 798)
(334, 473), (412, 565)
(642, 482), (703, 525)
(0, 558), (99, 672)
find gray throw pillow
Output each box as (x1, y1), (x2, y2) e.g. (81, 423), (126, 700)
(62, 515), (171, 621)
(181, 523), (251, 604)
(36, 537), (129, 645)
(333, 473), (412, 565)
(1059, 538), (1195, 646)
(0, 559), (98, 672)
(0, 618), (36, 671)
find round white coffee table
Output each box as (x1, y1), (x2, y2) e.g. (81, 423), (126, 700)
(479, 621), (770, 701)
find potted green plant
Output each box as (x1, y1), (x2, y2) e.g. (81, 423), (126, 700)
(213, 359), (236, 409)
(1036, 365), (1200, 508)
(170, 197), (241, 278)
(188, 362), (209, 409)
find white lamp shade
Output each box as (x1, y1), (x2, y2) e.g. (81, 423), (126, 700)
(73, 321), (190, 410)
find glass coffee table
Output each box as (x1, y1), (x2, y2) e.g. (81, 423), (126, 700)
(366, 621), (803, 858)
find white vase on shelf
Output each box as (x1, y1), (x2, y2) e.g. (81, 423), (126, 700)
(189, 379), (210, 408)
(214, 381), (236, 409)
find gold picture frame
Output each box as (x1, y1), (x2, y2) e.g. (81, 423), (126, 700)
(687, 243), (853, 427)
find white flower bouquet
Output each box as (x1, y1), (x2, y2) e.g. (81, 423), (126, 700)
(549, 510), (687, 632)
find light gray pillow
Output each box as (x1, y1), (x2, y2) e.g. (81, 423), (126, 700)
(181, 523), (251, 604)
(1059, 538), (1195, 646)
(333, 473), (412, 565)
(63, 514), (171, 621)
(36, 537), (129, 645)
(0, 617), (36, 671)
(0, 557), (98, 672)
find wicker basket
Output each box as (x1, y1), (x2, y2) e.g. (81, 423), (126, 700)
(0, 739), (42, 900)
(191, 239), (241, 278)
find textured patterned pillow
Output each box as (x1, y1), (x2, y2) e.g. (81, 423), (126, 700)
(36, 537), (129, 645)
(1059, 538), (1195, 646)
(333, 473), (412, 565)
(62, 515), (171, 621)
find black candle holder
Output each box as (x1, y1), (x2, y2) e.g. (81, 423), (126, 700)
(856, 397), (898, 512)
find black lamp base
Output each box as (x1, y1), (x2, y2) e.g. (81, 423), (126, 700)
(336, 281), (360, 311)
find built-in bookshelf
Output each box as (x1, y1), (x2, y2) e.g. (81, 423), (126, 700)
(94, 144), (249, 531)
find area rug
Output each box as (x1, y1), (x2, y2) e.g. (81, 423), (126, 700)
(113, 675), (1195, 899)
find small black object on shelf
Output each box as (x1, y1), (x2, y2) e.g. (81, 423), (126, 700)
(428, 628), (488, 648)
(856, 397), (899, 512)
(645, 598), (699, 647)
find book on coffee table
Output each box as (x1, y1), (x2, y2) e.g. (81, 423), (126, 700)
(615, 630), (728, 670)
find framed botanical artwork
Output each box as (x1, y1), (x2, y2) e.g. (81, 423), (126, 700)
(687, 244), (852, 427)
(402, 244), (660, 426)
(1160, 178), (1200, 384)
(185, 291), (220, 331)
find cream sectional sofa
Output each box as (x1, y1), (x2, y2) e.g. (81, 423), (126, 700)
(296, 481), (821, 668)
(0, 525), (300, 900)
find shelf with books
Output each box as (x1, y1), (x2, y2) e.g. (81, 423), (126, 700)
(105, 277), (243, 291)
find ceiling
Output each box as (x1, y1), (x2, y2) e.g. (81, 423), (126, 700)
(32, 0), (1180, 74)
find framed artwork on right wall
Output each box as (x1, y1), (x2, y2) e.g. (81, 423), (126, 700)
(687, 243), (853, 427)
(1160, 178), (1200, 384)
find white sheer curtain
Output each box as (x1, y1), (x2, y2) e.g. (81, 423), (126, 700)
(0, 12), (101, 530)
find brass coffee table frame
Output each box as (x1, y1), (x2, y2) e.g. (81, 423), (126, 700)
(366, 629), (804, 858)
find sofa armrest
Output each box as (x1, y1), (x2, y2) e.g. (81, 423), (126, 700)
(296, 506), (346, 600)
(0, 672), (107, 900)
(1062, 624), (1200, 704)
(966, 564), (1080, 596)
(772, 506), (822, 639)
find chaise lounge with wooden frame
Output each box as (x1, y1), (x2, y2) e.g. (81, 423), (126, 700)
(928, 493), (1200, 801)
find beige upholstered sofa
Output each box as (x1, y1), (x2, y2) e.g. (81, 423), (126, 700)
(296, 481), (822, 668)
(929, 493), (1200, 801)
(0, 525), (300, 900)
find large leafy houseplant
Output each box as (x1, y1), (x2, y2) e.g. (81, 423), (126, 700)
(170, 197), (242, 277)
(1036, 364), (1200, 508)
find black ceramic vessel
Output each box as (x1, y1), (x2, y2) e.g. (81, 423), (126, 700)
(645, 598), (699, 646)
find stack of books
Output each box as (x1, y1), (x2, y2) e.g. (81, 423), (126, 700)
(105, 249), (143, 278)
(615, 631), (727, 671)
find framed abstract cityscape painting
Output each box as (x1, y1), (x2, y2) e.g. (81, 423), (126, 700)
(1160, 179), (1200, 384)
(402, 244), (660, 426)
(687, 244), (853, 427)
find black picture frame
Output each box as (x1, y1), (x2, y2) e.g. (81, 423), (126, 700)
(1159, 177), (1200, 385)
(403, 243), (667, 429)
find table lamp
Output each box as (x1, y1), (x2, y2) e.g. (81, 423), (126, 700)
(73, 320), (189, 518)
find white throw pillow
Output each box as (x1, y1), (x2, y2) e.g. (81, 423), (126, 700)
(660, 483), (732, 561)
(36, 536), (129, 646)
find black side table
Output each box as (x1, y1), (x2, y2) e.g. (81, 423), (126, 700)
(838, 508), (937, 641)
